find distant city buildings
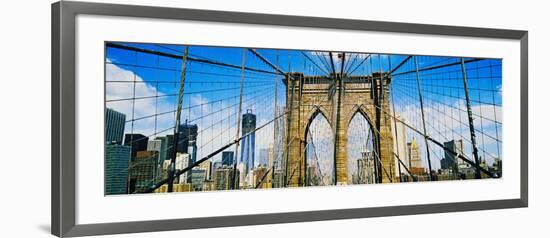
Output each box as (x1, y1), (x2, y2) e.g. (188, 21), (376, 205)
(437, 140), (503, 179)
(441, 139), (464, 175)
(391, 114), (408, 177)
(240, 110), (256, 175)
(105, 108), (131, 195)
(104, 94), (502, 195)
(190, 168), (207, 191)
(221, 151), (234, 166)
(266, 145), (274, 186)
(307, 161), (321, 186)
(124, 133), (148, 159)
(258, 148), (269, 167)
(444, 139), (479, 178)
(166, 123), (198, 164)
(154, 183), (192, 193)
(267, 144), (274, 169)
(146, 139), (162, 152)
(175, 152), (190, 184)
(459, 164), (477, 178)
(105, 108), (126, 144)
(179, 123), (198, 164)
(213, 166), (239, 190)
(273, 170), (284, 188)
(128, 150), (157, 193)
(105, 144), (131, 195)
(199, 161), (212, 181)
(354, 151), (376, 184)
(162, 160), (171, 181)
(238, 163), (248, 188)
(148, 137), (167, 162)
(490, 158), (502, 177)
(407, 137), (425, 174)
(147, 137), (168, 180)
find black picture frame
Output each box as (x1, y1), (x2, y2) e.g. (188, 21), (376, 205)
(51, 1), (528, 237)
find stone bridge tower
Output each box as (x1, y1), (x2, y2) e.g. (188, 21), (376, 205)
(283, 72), (395, 186)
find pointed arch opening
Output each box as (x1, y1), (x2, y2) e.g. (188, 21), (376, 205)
(304, 109), (335, 186)
(347, 108), (377, 185)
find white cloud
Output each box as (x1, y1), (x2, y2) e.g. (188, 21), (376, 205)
(397, 100), (502, 132)
(393, 99), (502, 168)
(185, 94), (212, 123)
(106, 63), (253, 162)
(106, 62), (176, 137)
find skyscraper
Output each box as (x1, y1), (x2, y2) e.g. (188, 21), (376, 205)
(179, 123), (198, 163)
(307, 162), (320, 186)
(357, 151), (376, 184)
(128, 151), (157, 193)
(240, 110), (256, 175)
(166, 123), (198, 163)
(258, 148), (269, 167)
(238, 163), (248, 188)
(267, 144), (274, 169)
(190, 168), (207, 191)
(147, 137), (168, 179)
(199, 161), (212, 181)
(213, 166), (239, 190)
(221, 151), (234, 166)
(105, 144), (131, 195)
(124, 134), (148, 159)
(147, 137), (167, 162)
(175, 152), (190, 184)
(407, 137), (424, 173)
(441, 139), (464, 174)
(391, 114), (408, 176)
(105, 108), (126, 144)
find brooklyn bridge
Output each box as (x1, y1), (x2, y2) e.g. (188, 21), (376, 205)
(103, 42), (502, 195)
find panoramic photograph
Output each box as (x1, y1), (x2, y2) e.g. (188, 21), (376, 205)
(104, 42), (503, 195)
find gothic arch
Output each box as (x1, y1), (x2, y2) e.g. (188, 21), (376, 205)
(303, 106), (333, 140)
(303, 107), (335, 186)
(346, 105), (378, 184)
(347, 105), (375, 133)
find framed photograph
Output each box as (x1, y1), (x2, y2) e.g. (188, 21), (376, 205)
(52, 1), (528, 237)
